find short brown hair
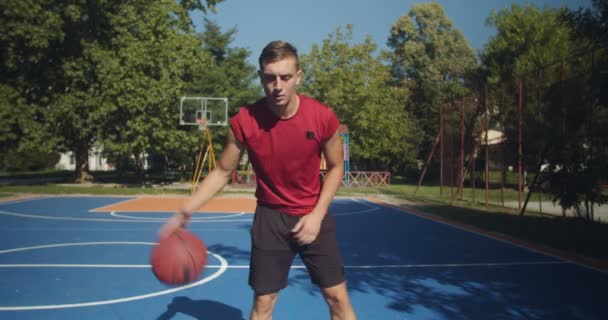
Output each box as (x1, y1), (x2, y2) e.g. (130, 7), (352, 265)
(258, 40), (299, 70)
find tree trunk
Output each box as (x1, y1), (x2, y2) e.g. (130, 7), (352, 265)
(75, 143), (93, 183)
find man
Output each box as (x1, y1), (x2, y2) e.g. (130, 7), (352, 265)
(160, 40), (356, 320)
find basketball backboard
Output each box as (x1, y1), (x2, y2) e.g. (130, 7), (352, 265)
(179, 97), (228, 127)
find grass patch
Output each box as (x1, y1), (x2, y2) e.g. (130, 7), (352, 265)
(0, 192), (16, 199)
(0, 184), (188, 196)
(0, 169), (74, 179)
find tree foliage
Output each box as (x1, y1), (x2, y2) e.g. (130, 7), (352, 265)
(564, 0), (608, 49)
(193, 18), (260, 109)
(0, 0), (65, 170)
(186, 18), (261, 157)
(482, 4), (576, 169)
(483, 4), (575, 81)
(300, 25), (417, 172)
(387, 2), (477, 161)
(0, 0), (242, 180)
(95, 0), (213, 177)
(482, 3), (608, 216)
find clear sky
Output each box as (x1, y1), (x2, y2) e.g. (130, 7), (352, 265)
(193, 0), (591, 66)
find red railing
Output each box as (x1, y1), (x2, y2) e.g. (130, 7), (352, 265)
(336, 171), (391, 187)
(231, 171), (391, 188)
(231, 171), (256, 188)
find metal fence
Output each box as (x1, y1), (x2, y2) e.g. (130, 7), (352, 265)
(416, 47), (608, 220)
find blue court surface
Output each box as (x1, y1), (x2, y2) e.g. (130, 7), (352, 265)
(0, 196), (606, 319)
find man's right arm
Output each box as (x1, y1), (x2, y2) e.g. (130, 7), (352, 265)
(159, 128), (244, 238)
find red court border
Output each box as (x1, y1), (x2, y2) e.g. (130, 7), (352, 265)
(93, 196), (256, 213)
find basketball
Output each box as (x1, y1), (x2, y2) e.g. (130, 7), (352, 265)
(151, 228), (208, 285)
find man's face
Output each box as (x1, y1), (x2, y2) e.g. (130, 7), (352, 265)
(259, 57), (302, 108)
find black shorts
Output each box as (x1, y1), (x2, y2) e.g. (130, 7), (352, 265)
(248, 206), (345, 294)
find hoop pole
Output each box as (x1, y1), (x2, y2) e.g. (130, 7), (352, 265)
(191, 127), (217, 194)
(191, 131), (206, 194)
(200, 147), (210, 180)
(206, 127), (216, 172)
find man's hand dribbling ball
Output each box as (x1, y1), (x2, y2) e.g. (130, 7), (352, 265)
(159, 209), (191, 240)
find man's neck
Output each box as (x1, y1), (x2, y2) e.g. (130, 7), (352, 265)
(269, 94), (300, 119)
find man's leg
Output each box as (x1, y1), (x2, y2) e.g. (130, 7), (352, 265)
(250, 291), (279, 320)
(249, 206), (297, 320)
(299, 214), (356, 319)
(321, 281), (356, 320)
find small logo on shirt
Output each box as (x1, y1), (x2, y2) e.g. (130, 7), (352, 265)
(306, 131), (315, 140)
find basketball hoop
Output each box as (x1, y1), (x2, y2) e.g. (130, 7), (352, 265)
(197, 118), (208, 130)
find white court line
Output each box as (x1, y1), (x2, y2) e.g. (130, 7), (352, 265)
(0, 262), (565, 269)
(110, 211), (248, 221)
(332, 198), (380, 216)
(341, 261), (567, 268)
(0, 264), (152, 268)
(0, 210), (252, 223)
(0, 242), (155, 254)
(0, 242), (229, 311)
(0, 264), (241, 268)
(0, 197), (46, 205)
(369, 200), (608, 274)
(88, 197), (136, 213)
(0, 199), (381, 222)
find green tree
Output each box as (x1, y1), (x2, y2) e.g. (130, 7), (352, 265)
(184, 18), (260, 159)
(0, 84), (59, 170)
(95, 1), (215, 178)
(0, 0), (222, 181)
(564, 0), (608, 49)
(0, 0), (65, 171)
(559, 0), (608, 216)
(483, 4), (575, 81)
(300, 25), (416, 172)
(481, 4), (576, 185)
(387, 2), (477, 163)
(482, 4), (607, 217)
(193, 18), (260, 110)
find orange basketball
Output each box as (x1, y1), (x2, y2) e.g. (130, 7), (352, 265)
(151, 228), (208, 285)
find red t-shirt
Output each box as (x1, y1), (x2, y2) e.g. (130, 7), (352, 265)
(230, 95), (340, 215)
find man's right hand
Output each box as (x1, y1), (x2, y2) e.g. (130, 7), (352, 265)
(158, 208), (191, 240)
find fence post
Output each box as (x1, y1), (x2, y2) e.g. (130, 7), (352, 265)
(518, 78), (523, 210)
(485, 82), (490, 208)
(440, 103), (444, 197)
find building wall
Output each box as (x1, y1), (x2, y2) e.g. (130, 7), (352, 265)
(55, 146), (114, 171)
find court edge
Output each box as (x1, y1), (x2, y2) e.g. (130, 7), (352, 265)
(367, 197), (608, 273)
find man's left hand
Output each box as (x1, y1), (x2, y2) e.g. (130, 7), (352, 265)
(291, 213), (324, 245)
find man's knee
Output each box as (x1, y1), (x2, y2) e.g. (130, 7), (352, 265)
(321, 282), (350, 308)
(322, 282), (357, 319)
(252, 292), (279, 314)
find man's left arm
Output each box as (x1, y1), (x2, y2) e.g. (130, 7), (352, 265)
(291, 130), (344, 244)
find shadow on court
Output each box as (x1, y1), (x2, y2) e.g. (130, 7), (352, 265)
(286, 204), (607, 320)
(157, 297), (245, 320)
(344, 265), (603, 319)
